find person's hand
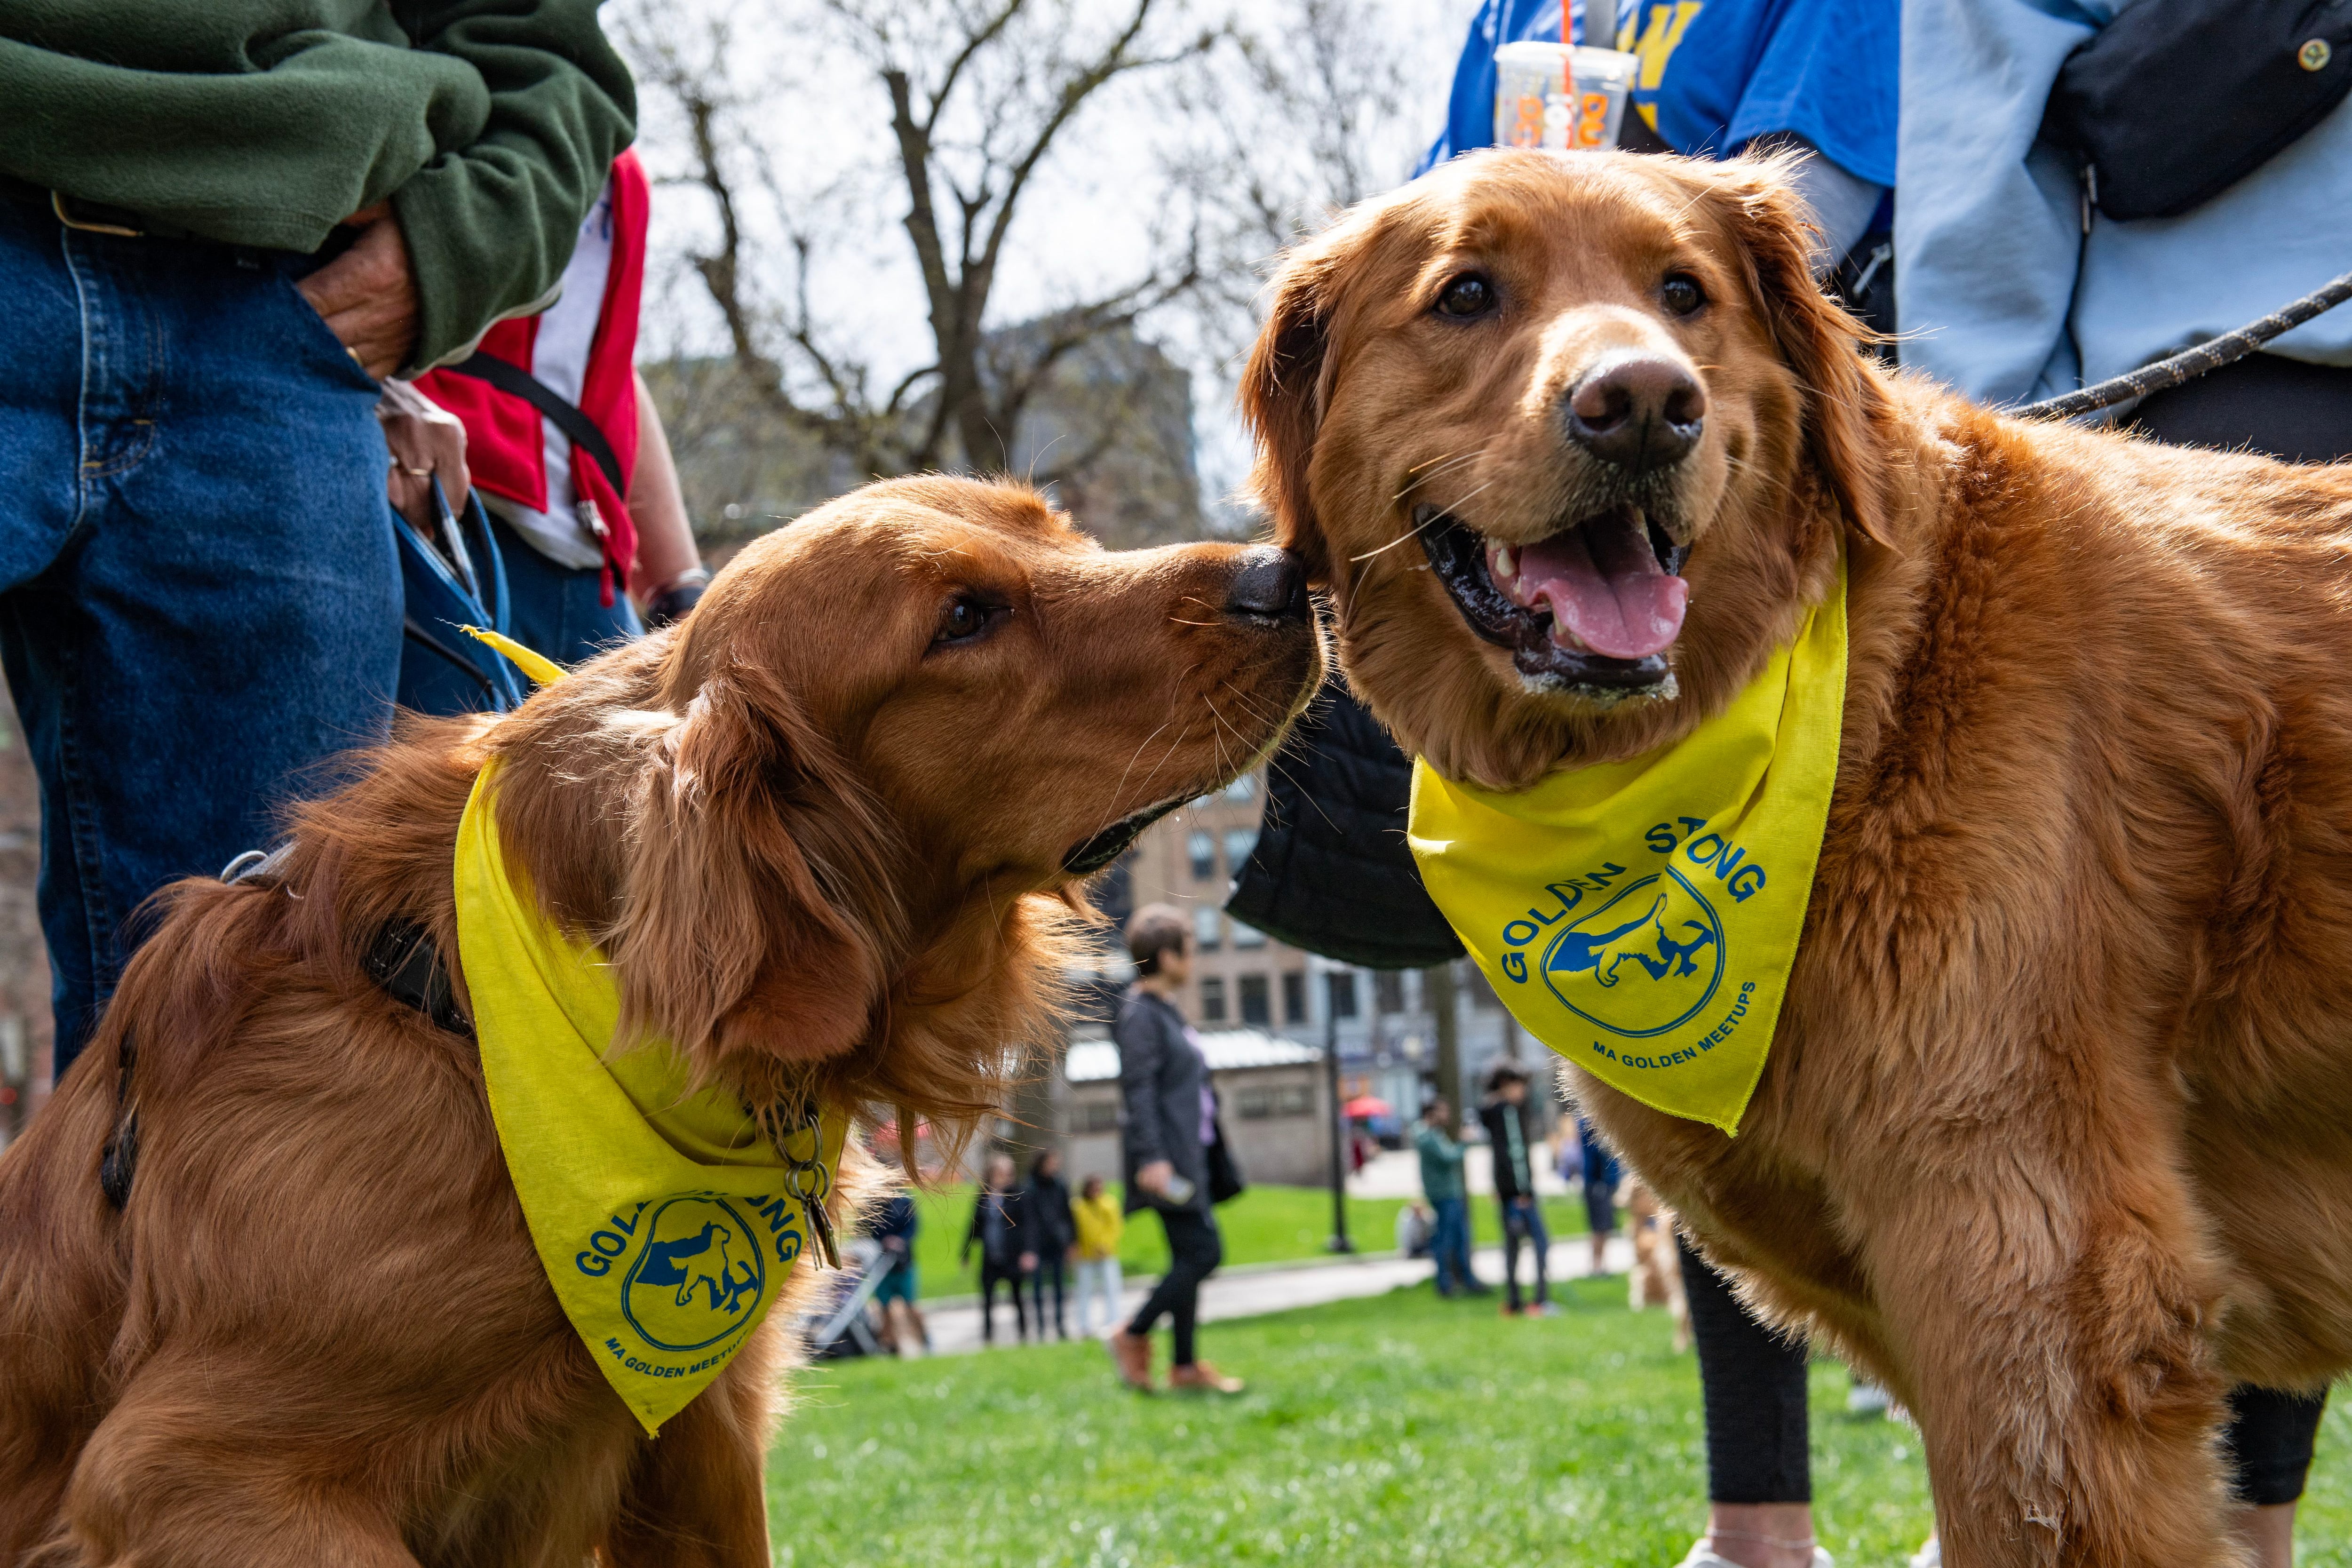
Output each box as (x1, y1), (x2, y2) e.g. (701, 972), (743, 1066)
(1136, 1161), (1174, 1198)
(1018, 1252), (1037, 1273)
(298, 203), (420, 379)
(376, 379), (469, 531)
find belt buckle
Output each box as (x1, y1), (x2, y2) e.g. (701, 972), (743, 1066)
(51, 191), (142, 239)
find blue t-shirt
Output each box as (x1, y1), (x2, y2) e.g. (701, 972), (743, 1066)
(1420, 0), (1896, 189)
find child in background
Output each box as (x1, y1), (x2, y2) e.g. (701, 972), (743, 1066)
(866, 1191), (929, 1356)
(1071, 1175), (1126, 1337)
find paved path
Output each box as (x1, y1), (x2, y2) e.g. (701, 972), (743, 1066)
(900, 1235), (1635, 1358)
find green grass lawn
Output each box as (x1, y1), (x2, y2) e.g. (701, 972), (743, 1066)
(774, 1275), (2352, 1567)
(906, 1183), (1594, 1298)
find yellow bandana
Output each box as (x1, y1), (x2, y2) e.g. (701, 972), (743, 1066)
(456, 763), (843, 1436)
(1408, 559), (1846, 1135)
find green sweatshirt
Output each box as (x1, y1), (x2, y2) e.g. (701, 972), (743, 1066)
(0, 0), (635, 373)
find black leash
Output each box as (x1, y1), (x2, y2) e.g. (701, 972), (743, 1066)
(440, 352), (626, 500)
(99, 852), (471, 1211)
(2018, 267), (2352, 421)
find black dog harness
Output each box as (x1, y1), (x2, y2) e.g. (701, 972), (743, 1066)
(99, 850), (472, 1211)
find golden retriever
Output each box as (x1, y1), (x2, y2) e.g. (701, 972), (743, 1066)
(1243, 147), (2352, 1566)
(0, 476), (1320, 1566)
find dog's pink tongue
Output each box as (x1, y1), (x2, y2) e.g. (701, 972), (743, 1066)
(1520, 517), (1688, 660)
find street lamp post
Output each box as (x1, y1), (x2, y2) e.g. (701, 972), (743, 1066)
(1324, 970), (1353, 1254)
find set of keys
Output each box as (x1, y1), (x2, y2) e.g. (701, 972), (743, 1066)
(776, 1105), (840, 1271)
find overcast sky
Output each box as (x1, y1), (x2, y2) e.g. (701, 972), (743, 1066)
(624, 0), (1481, 515)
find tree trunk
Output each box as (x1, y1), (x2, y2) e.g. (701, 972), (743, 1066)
(1424, 961), (1460, 1137)
(1003, 1027), (1068, 1170)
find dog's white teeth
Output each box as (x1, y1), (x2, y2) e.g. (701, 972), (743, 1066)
(1549, 619), (1589, 653)
(1492, 544), (1517, 582)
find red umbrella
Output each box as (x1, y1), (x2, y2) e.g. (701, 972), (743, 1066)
(1343, 1095), (1392, 1119)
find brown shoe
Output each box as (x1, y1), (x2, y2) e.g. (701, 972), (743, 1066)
(1106, 1329), (1155, 1391)
(1168, 1360), (1244, 1394)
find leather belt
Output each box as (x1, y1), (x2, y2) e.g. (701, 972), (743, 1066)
(0, 175), (207, 243)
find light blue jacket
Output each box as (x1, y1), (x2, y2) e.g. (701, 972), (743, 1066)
(1897, 0), (2352, 407)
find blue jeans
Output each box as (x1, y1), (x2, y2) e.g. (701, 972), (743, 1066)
(1429, 1195), (1475, 1294)
(0, 191), (399, 1077)
(1500, 1194), (1550, 1309)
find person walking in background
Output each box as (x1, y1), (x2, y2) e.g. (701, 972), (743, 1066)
(1072, 1173), (1126, 1338)
(961, 1152), (1035, 1347)
(1107, 904), (1244, 1395)
(1580, 1116), (1622, 1277)
(1479, 1065), (1555, 1317)
(1026, 1149), (1076, 1342)
(866, 1189), (929, 1356)
(1414, 1097), (1481, 1297)
(0, 3), (633, 1082)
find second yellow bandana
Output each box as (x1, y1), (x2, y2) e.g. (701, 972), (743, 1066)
(1408, 558), (1846, 1135)
(455, 762), (844, 1435)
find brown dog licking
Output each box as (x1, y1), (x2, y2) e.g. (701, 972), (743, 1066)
(0, 476), (1320, 1567)
(1245, 146), (2352, 1566)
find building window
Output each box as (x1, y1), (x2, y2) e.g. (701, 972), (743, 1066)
(1069, 1100), (1119, 1134)
(1282, 970), (1307, 1024)
(1239, 973), (1271, 1026)
(1187, 830), (1215, 881)
(1375, 970), (1406, 1015)
(1193, 905), (1222, 951)
(1200, 976), (1228, 1022)
(1221, 828), (1258, 876)
(1223, 774), (1257, 804)
(1327, 971), (1359, 1019)
(1237, 1082), (1312, 1119)
(1231, 918), (1267, 948)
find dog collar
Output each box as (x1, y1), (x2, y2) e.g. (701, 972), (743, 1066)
(1407, 554), (1847, 1136)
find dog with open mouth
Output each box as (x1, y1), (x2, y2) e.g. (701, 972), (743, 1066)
(1246, 146), (2352, 1566)
(0, 476), (1319, 1567)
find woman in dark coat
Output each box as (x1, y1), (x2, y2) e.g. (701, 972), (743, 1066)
(1026, 1150), (1077, 1341)
(961, 1152), (1035, 1345)
(1106, 904), (1243, 1394)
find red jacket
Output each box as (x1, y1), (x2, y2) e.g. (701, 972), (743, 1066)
(418, 150), (648, 601)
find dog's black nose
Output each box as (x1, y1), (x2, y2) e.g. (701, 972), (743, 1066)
(1224, 547), (1311, 622)
(1565, 356), (1707, 473)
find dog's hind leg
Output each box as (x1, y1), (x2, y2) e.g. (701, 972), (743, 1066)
(603, 1332), (783, 1568)
(1853, 1147), (2242, 1568)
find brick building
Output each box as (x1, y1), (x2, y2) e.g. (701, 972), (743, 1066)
(1065, 768), (1554, 1177)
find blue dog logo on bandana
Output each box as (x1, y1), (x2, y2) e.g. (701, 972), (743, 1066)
(1542, 868), (1724, 1038)
(620, 1195), (768, 1353)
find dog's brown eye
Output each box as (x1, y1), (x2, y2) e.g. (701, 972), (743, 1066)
(935, 595), (993, 645)
(1661, 272), (1706, 316)
(1434, 274), (1496, 318)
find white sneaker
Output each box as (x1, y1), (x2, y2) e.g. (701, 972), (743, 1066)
(1845, 1380), (1891, 1415)
(1907, 1540), (1940, 1568)
(1675, 1542), (1835, 1568)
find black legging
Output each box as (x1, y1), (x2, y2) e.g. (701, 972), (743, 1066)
(979, 1261), (1030, 1343)
(1679, 1237), (1812, 1504)
(1032, 1254), (1068, 1337)
(1127, 1204), (1223, 1366)
(1677, 1237), (2333, 1507)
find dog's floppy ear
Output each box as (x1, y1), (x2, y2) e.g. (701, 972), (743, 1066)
(1709, 155), (1898, 550)
(1241, 235), (1347, 583)
(612, 656), (899, 1086)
